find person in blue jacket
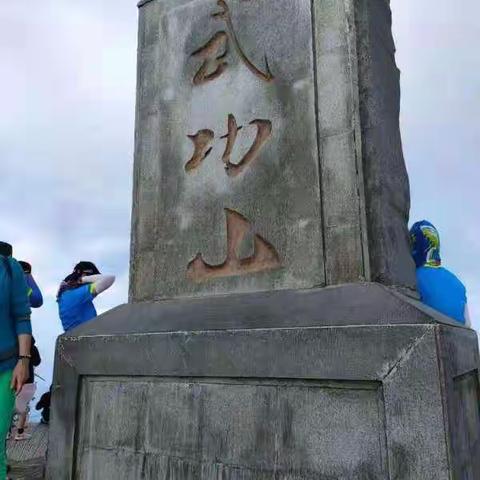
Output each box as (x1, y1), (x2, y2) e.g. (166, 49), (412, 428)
(57, 261), (115, 332)
(19, 261), (43, 309)
(410, 220), (469, 325)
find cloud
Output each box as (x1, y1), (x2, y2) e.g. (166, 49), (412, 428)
(0, 0), (137, 402)
(392, 0), (480, 330)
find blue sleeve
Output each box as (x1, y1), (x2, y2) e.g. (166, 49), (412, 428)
(10, 259), (32, 336)
(26, 274), (43, 308)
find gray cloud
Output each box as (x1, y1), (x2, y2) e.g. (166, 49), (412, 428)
(0, 0), (137, 408)
(392, 0), (480, 328)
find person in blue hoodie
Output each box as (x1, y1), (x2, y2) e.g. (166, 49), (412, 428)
(0, 241), (32, 478)
(18, 261), (43, 309)
(410, 221), (469, 325)
(57, 261), (115, 332)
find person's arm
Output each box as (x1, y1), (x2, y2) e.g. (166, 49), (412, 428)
(81, 274), (116, 296)
(13, 334), (32, 393)
(9, 259), (32, 393)
(26, 273), (43, 308)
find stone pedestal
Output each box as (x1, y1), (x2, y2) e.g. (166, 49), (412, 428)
(48, 286), (480, 479)
(47, 0), (480, 478)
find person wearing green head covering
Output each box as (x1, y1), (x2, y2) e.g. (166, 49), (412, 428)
(410, 221), (470, 325)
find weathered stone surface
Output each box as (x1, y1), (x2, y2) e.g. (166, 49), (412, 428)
(130, 0), (416, 302)
(131, 0), (324, 301)
(438, 326), (480, 478)
(76, 378), (386, 479)
(355, 0), (414, 287)
(67, 283), (460, 338)
(47, 291), (480, 479)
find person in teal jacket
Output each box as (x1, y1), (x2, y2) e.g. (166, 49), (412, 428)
(410, 221), (469, 325)
(0, 242), (32, 479)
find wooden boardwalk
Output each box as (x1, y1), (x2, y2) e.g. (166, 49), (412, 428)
(7, 423), (48, 480)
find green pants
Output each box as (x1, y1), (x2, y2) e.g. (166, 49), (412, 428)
(0, 371), (14, 480)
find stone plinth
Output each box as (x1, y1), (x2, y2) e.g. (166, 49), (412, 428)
(47, 286), (480, 479)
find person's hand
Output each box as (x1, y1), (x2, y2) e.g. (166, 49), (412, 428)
(11, 359), (29, 394)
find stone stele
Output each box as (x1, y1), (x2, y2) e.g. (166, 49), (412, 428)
(47, 1), (480, 479)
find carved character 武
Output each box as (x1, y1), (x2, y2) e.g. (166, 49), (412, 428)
(191, 0), (274, 85)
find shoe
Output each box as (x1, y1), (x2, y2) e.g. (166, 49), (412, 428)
(14, 432), (32, 441)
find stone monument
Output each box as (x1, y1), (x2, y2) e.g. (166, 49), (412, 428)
(47, 0), (480, 478)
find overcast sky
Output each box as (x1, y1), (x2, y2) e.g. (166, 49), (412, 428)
(1, 1), (479, 412)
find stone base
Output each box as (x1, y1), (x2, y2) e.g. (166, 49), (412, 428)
(46, 284), (480, 479)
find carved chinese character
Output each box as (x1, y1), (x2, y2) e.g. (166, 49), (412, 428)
(221, 114), (272, 177)
(187, 208), (281, 282)
(185, 115), (272, 175)
(214, 0), (274, 82)
(191, 31), (229, 86)
(191, 0), (274, 85)
(185, 129), (215, 172)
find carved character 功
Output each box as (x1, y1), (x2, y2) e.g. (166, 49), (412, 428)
(221, 114), (272, 177)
